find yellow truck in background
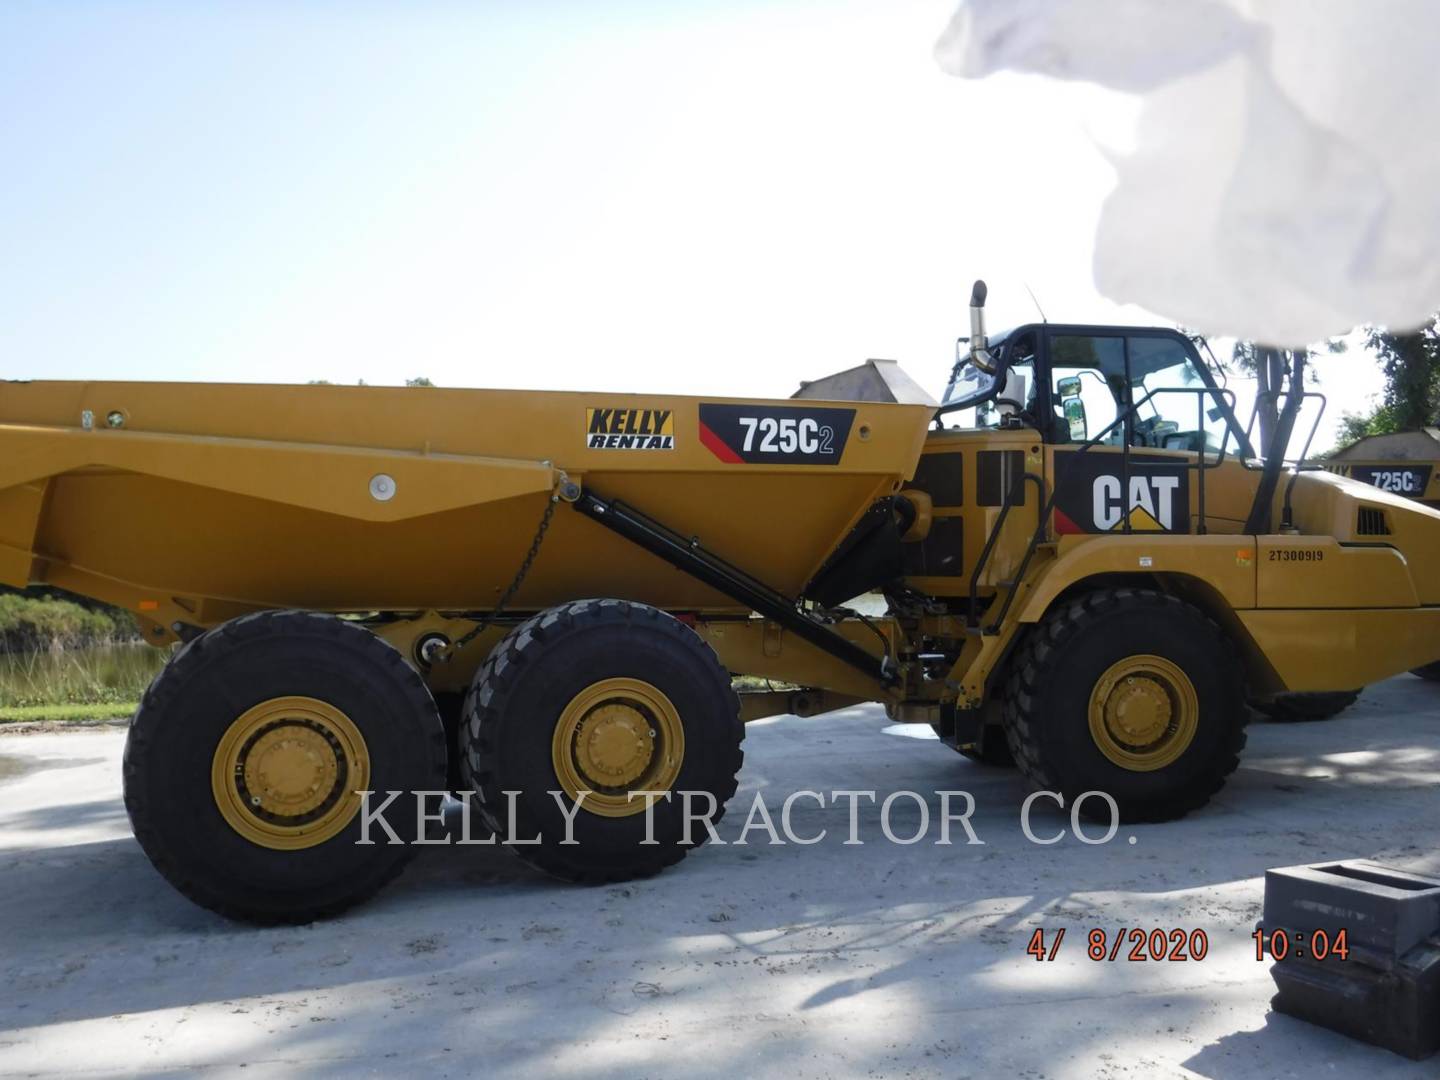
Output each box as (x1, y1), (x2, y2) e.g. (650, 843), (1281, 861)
(1318, 428), (1440, 684)
(1322, 428), (1440, 510)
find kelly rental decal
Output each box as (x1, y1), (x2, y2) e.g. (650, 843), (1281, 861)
(585, 407), (676, 451)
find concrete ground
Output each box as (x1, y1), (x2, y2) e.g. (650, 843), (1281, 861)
(2, 678), (1438, 1079)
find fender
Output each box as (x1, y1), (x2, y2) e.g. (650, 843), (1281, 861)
(1015, 533), (1258, 623)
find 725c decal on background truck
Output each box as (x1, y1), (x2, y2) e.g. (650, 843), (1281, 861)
(1349, 464), (1432, 496)
(698, 404), (855, 465)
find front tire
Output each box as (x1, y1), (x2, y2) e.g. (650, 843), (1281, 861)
(460, 599), (744, 882)
(1003, 588), (1247, 823)
(123, 611), (447, 923)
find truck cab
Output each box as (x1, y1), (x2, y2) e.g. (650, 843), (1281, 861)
(941, 322), (1251, 458)
(891, 321), (1264, 619)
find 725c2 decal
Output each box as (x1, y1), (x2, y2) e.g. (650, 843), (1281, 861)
(698, 404), (855, 465)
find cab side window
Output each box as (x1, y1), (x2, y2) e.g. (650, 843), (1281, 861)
(1129, 336), (1232, 453)
(1048, 335), (1125, 444)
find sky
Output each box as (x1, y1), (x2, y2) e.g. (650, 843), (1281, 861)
(0, 0), (1384, 451)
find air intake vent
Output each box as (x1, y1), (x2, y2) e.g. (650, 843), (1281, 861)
(1357, 507), (1390, 536)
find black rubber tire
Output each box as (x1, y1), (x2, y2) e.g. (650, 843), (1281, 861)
(1252, 690), (1360, 722)
(459, 598), (744, 883)
(958, 723), (1017, 767)
(1411, 661), (1440, 682)
(1003, 588), (1247, 824)
(123, 611), (447, 924)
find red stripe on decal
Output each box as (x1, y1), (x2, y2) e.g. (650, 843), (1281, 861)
(1052, 507), (1085, 535)
(699, 421), (743, 463)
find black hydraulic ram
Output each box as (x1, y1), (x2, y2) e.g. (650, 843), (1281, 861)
(572, 491), (894, 687)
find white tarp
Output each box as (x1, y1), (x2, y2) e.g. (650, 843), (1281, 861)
(935, 0), (1440, 345)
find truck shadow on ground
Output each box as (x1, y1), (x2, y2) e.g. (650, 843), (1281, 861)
(2, 694), (1438, 1075)
(1181, 1012), (1424, 1078)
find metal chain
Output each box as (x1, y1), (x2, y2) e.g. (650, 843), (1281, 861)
(447, 489), (559, 656)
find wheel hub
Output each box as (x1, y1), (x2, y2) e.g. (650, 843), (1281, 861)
(1087, 655), (1198, 771)
(551, 677), (685, 818)
(211, 697), (370, 850)
(1105, 676), (1173, 746)
(240, 722), (342, 821)
(575, 704), (654, 786)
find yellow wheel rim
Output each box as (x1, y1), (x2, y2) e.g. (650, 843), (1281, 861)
(211, 696), (370, 850)
(550, 677), (685, 819)
(1087, 655), (1199, 772)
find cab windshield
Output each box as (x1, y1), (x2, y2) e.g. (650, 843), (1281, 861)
(939, 329), (1038, 430)
(937, 327), (1248, 455)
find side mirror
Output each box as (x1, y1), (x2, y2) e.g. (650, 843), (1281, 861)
(1056, 376), (1082, 399)
(1063, 397), (1088, 441)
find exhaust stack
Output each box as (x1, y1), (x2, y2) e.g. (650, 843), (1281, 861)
(968, 279), (996, 374)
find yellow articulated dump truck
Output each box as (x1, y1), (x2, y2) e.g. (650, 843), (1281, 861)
(4, 281), (1439, 922)
(1314, 430), (1440, 686)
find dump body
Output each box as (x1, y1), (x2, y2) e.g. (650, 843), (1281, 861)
(0, 380), (934, 638)
(1322, 428), (1440, 508)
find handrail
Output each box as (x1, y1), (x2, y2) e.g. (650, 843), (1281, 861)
(1237, 388), (1327, 532)
(1280, 392), (1327, 529)
(1237, 390), (1328, 472)
(967, 471), (1045, 628)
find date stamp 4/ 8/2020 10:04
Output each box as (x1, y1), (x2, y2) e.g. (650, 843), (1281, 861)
(1023, 927), (1353, 963)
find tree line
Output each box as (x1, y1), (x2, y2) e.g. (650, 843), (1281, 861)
(1226, 319), (1439, 454)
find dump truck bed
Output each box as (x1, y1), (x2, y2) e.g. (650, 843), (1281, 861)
(0, 381), (934, 629)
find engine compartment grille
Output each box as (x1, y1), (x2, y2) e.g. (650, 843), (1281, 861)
(1357, 506), (1391, 535)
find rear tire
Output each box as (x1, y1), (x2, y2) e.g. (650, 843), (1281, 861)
(460, 599), (744, 882)
(1411, 662), (1440, 682)
(123, 611), (447, 923)
(1003, 588), (1247, 823)
(1252, 690), (1360, 722)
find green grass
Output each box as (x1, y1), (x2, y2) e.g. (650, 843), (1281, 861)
(0, 702), (137, 724)
(0, 642), (169, 708)
(0, 591), (138, 652)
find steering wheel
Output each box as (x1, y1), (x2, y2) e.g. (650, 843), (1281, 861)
(1132, 416), (1163, 447)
